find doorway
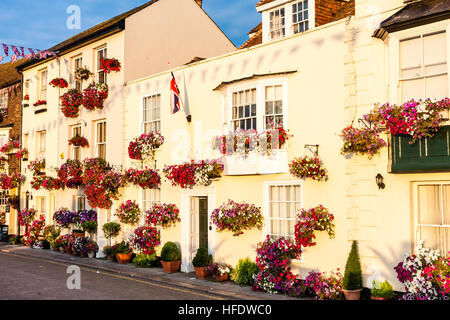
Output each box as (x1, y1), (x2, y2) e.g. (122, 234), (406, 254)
(181, 188), (216, 272)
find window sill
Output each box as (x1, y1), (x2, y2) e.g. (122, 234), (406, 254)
(34, 105), (47, 114)
(223, 149), (288, 175)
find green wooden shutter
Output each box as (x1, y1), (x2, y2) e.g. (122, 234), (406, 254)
(390, 125), (450, 173)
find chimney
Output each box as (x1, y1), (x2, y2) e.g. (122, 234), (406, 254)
(195, 0), (202, 8)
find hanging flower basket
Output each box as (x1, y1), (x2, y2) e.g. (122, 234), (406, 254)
(15, 148), (28, 160)
(340, 125), (387, 159)
(100, 58), (121, 73)
(0, 173), (25, 190)
(163, 159), (223, 189)
(68, 136), (89, 148)
(128, 132), (164, 160)
(41, 176), (64, 191)
(74, 67), (93, 81)
(145, 203), (181, 229)
(24, 95), (29, 101)
(125, 167), (160, 189)
(50, 78), (69, 88)
(60, 89), (82, 118)
(295, 205), (335, 251)
(289, 156), (329, 181)
(211, 200), (263, 236)
(18, 208), (37, 226)
(115, 200), (141, 225)
(7, 194), (20, 210)
(130, 226), (161, 255)
(57, 160), (83, 189)
(82, 83), (109, 111)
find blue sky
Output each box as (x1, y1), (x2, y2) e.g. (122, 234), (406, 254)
(0, 0), (260, 57)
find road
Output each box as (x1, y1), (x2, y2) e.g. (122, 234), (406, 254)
(0, 252), (221, 300)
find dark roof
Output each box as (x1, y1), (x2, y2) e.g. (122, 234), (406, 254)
(255, 0), (275, 7)
(17, 0), (160, 71)
(374, 0), (450, 39)
(213, 70), (297, 90)
(184, 56), (206, 65)
(0, 61), (23, 89)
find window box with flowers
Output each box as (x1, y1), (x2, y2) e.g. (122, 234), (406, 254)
(0, 139), (21, 155)
(125, 167), (161, 189)
(0, 173), (25, 190)
(33, 100), (47, 114)
(23, 94), (29, 107)
(163, 160), (223, 189)
(50, 78), (69, 88)
(213, 127), (290, 175)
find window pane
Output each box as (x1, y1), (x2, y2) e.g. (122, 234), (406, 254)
(418, 185), (442, 225)
(425, 74), (448, 100)
(400, 37), (421, 70)
(401, 78), (424, 101)
(424, 32), (447, 67)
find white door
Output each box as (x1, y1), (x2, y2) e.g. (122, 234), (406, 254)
(189, 197), (200, 265)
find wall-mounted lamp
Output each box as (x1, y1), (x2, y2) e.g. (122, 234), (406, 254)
(376, 173), (385, 190)
(25, 191), (33, 200)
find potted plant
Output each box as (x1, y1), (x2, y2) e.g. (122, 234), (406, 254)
(371, 280), (394, 300)
(103, 246), (115, 261)
(113, 241), (133, 264)
(81, 220), (98, 238)
(192, 247), (212, 279)
(160, 241), (181, 273)
(85, 239), (99, 258)
(43, 225), (61, 251)
(206, 262), (233, 282)
(133, 253), (157, 268)
(102, 222), (121, 246)
(343, 240), (363, 300)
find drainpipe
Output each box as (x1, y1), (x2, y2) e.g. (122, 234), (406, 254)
(17, 68), (24, 237)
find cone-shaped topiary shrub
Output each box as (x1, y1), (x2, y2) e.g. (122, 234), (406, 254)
(343, 240), (362, 290)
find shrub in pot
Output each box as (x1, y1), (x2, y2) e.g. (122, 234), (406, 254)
(192, 247), (212, 279)
(133, 253), (157, 268)
(343, 240), (363, 300)
(113, 241), (133, 264)
(371, 280), (394, 300)
(81, 221), (98, 237)
(230, 257), (259, 286)
(160, 241), (181, 273)
(103, 245), (115, 261)
(102, 222), (121, 246)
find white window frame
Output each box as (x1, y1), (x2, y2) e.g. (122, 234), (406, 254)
(269, 7), (286, 41)
(259, 0), (315, 43)
(388, 21), (450, 105)
(263, 181), (303, 262)
(35, 196), (46, 218)
(412, 181), (450, 254)
(0, 90), (8, 110)
(38, 68), (48, 101)
(73, 55), (83, 91)
(71, 124), (83, 161)
(223, 77), (289, 133)
(292, 0), (310, 34)
(95, 120), (106, 160)
(96, 46), (107, 84)
(0, 190), (9, 213)
(140, 92), (162, 134)
(37, 130), (46, 159)
(140, 188), (162, 225)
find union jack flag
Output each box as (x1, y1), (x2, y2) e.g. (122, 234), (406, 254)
(170, 72), (181, 115)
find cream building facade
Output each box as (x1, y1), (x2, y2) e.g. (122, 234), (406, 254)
(16, 0), (450, 292)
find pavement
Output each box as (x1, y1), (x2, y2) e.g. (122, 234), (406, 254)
(0, 242), (304, 300)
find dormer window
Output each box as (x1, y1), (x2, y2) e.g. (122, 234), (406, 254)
(269, 8), (285, 40)
(292, 0), (309, 34)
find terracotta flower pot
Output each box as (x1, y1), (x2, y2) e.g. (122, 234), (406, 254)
(215, 273), (229, 282)
(194, 266), (208, 279)
(80, 251), (87, 258)
(343, 289), (363, 300)
(64, 246), (71, 254)
(161, 260), (181, 273)
(72, 249), (78, 256)
(116, 253), (132, 264)
(72, 231), (85, 238)
(53, 247), (59, 252)
(371, 296), (390, 301)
